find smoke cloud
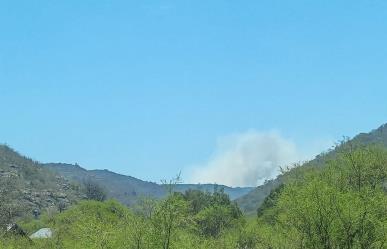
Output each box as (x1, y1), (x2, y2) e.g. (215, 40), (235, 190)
(189, 131), (302, 187)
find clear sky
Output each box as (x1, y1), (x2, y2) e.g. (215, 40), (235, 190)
(1, 1), (387, 186)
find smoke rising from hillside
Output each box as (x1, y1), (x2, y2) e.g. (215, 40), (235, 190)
(190, 131), (302, 187)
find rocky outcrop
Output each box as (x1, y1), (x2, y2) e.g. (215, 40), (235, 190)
(0, 145), (82, 216)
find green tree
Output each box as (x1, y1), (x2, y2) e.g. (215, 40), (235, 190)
(151, 174), (189, 249)
(272, 145), (387, 249)
(129, 197), (157, 249)
(195, 205), (235, 238)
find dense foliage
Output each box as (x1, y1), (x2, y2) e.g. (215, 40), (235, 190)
(255, 144), (387, 248)
(1, 189), (247, 249)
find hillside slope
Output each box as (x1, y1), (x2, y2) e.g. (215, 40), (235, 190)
(45, 163), (164, 206)
(236, 123), (387, 214)
(0, 145), (81, 216)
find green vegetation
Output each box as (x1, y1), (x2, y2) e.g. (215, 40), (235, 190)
(1, 123), (387, 248)
(245, 143), (387, 248)
(255, 144), (387, 248)
(1, 143), (386, 248)
(1, 190), (246, 248)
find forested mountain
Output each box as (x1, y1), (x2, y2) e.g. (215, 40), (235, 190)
(236, 123), (387, 214)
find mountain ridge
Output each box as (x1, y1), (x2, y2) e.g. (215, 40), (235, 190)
(0, 145), (252, 217)
(45, 163), (253, 205)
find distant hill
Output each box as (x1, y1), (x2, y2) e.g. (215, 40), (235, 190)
(236, 123), (387, 214)
(0, 142), (252, 218)
(0, 145), (81, 215)
(0, 143), (252, 217)
(45, 163), (164, 206)
(45, 163), (253, 205)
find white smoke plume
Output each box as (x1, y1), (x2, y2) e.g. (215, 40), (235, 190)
(189, 131), (302, 187)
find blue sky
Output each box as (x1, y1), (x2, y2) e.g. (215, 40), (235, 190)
(1, 1), (387, 186)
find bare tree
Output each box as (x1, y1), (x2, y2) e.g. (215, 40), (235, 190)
(83, 179), (106, 201)
(0, 176), (19, 231)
